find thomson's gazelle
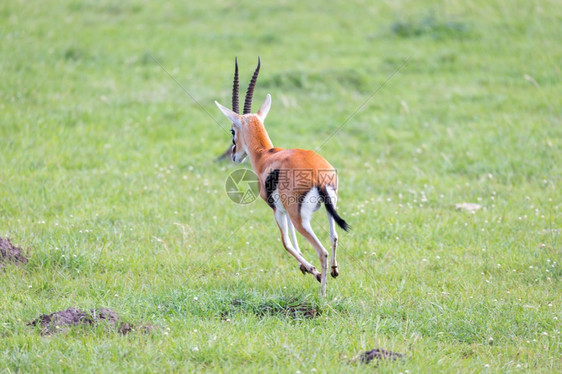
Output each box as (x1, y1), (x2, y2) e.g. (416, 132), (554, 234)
(215, 58), (349, 297)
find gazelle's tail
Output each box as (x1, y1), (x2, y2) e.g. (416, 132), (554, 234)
(319, 187), (350, 232)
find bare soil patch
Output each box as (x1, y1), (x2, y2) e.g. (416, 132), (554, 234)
(228, 298), (320, 319)
(354, 348), (404, 364)
(0, 237), (28, 268)
(27, 307), (156, 335)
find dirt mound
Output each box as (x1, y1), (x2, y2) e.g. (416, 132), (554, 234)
(354, 348), (403, 364)
(0, 237), (28, 267)
(28, 307), (155, 335)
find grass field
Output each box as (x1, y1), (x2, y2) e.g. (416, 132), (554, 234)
(1, 0), (560, 372)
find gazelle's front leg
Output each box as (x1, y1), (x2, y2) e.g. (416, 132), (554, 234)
(294, 219), (329, 297)
(286, 216), (308, 275)
(273, 209), (320, 279)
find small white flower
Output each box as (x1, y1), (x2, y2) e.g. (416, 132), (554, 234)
(192, 347), (199, 352)
(193, 296), (198, 301)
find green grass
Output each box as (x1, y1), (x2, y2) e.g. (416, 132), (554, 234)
(1, 0), (560, 372)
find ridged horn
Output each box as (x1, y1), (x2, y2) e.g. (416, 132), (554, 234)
(243, 57), (261, 114)
(232, 57), (239, 114)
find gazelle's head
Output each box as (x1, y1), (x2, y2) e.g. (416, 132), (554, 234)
(215, 58), (271, 163)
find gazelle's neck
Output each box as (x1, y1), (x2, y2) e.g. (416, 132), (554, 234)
(243, 116), (273, 171)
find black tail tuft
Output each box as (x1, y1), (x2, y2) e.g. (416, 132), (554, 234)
(319, 187), (350, 232)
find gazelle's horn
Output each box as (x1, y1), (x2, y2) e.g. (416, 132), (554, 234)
(243, 57), (261, 114)
(232, 57), (239, 114)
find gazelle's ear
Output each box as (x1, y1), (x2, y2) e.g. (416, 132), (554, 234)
(257, 94), (271, 122)
(215, 101), (241, 128)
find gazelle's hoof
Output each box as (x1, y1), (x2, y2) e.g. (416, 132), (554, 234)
(299, 264), (307, 275)
(315, 273), (322, 283)
(331, 266), (339, 278)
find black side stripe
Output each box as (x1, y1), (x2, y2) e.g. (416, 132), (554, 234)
(264, 169), (280, 208)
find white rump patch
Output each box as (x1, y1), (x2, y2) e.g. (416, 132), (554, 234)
(300, 187), (322, 223)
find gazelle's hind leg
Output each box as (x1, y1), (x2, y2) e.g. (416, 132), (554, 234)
(286, 216), (307, 275)
(326, 187), (339, 278)
(292, 189), (330, 297)
(273, 209), (320, 280)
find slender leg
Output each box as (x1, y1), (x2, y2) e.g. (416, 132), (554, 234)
(293, 216), (329, 297)
(286, 215), (307, 275)
(287, 215), (300, 253)
(273, 209), (319, 279)
(327, 212), (339, 278)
